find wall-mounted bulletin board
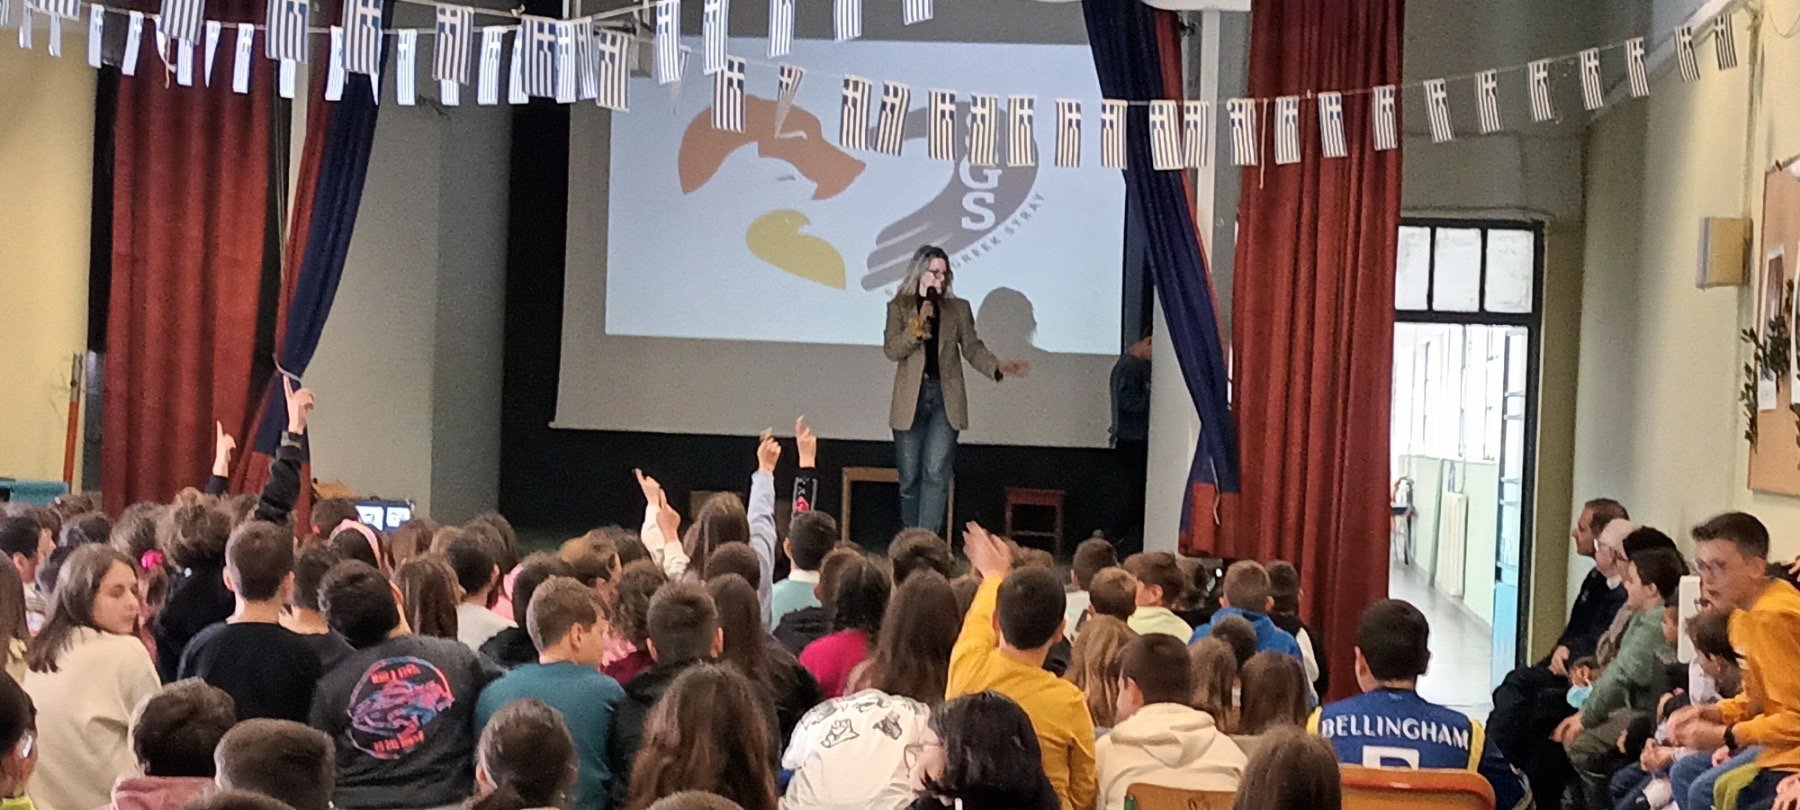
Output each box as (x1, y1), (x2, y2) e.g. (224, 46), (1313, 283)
(1749, 167), (1800, 495)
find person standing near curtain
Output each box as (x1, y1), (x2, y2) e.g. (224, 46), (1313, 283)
(883, 246), (1028, 535)
(1108, 335), (1152, 554)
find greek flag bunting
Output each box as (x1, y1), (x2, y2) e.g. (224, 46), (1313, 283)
(1423, 78), (1452, 143)
(1100, 98), (1126, 169)
(1227, 98), (1258, 166)
(1273, 95), (1300, 164)
(655, 0), (679, 84)
(1527, 59), (1553, 122)
(433, 4), (471, 85)
(1006, 95), (1035, 168)
(774, 62), (804, 134)
(1578, 48), (1602, 111)
(840, 75), (872, 150)
(596, 28), (629, 111)
(1317, 92), (1346, 159)
(345, 0), (382, 76)
(875, 81), (909, 156)
(1055, 99), (1080, 169)
(702, 0), (726, 75)
(1625, 37), (1649, 97)
(712, 55), (745, 131)
(1149, 100), (1181, 170)
(767, 0), (791, 57)
(1372, 84), (1398, 151)
(1675, 25), (1698, 82)
(1475, 70), (1500, 134)
(928, 89), (955, 161)
(968, 93), (998, 166)
(264, 0), (306, 61)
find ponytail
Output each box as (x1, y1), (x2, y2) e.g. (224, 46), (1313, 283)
(469, 784), (530, 810)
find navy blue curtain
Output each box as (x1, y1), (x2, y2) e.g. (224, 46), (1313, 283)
(243, 0), (391, 472)
(1082, 0), (1239, 552)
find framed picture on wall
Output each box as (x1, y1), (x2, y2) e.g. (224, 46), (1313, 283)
(1760, 247), (1784, 411)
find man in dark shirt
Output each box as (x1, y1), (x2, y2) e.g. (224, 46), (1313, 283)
(1108, 336), (1151, 554)
(180, 521), (326, 722)
(1486, 497), (1629, 806)
(310, 561), (502, 810)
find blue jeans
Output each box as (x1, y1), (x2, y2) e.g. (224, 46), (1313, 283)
(895, 378), (956, 535)
(1671, 746), (1761, 810)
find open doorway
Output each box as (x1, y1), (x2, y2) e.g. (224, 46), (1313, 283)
(1388, 220), (1542, 718)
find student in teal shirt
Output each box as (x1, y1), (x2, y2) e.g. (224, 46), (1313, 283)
(475, 577), (625, 810)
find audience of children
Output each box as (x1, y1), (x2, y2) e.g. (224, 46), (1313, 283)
(107, 680), (236, 810)
(1120, 552), (1192, 640)
(1063, 616), (1136, 735)
(1065, 539), (1118, 642)
(1095, 634), (1245, 808)
(798, 555), (889, 699)
(394, 554), (462, 641)
(479, 553), (577, 670)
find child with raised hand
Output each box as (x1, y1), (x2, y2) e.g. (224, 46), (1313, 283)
(24, 545), (160, 810)
(106, 680), (237, 810)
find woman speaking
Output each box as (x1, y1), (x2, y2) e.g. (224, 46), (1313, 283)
(883, 246), (1028, 534)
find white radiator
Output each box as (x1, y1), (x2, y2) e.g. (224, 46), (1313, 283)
(1434, 492), (1470, 597)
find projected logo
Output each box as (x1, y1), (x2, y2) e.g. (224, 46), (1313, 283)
(678, 97), (1039, 291)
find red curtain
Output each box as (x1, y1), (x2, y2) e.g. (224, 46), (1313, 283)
(1229, 0), (1403, 700)
(103, 0), (275, 514)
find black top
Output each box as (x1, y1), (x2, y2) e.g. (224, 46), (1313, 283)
(298, 630), (357, 672)
(764, 643), (825, 746)
(1271, 612), (1330, 697)
(179, 621), (325, 722)
(310, 634), (503, 810)
(477, 627), (537, 671)
(907, 778), (1059, 810)
(154, 563), (235, 682)
(923, 316), (940, 379)
(1558, 568), (1628, 659)
(773, 605), (828, 657)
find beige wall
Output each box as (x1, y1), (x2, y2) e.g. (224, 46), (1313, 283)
(1574, 10), (1800, 556)
(0, 48), (95, 485)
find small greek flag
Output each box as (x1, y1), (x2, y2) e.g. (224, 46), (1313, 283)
(477, 25), (504, 105)
(86, 4), (102, 68)
(232, 22), (254, 93)
(767, 0), (791, 57)
(1274, 95), (1300, 164)
(702, 0), (726, 75)
(49, 14), (62, 57)
(575, 22), (596, 101)
(1423, 78), (1452, 143)
(596, 28), (629, 110)
(1578, 48), (1602, 111)
(1227, 98), (1258, 166)
(1100, 99), (1126, 169)
(1527, 59), (1553, 123)
(1006, 95), (1035, 168)
(203, 21), (221, 84)
(325, 26), (346, 101)
(840, 75), (871, 150)
(1184, 100), (1212, 168)
(1625, 37), (1648, 98)
(968, 94), (998, 166)
(264, 0), (306, 62)
(1675, 25), (1698, 83)
(773, 62), (803, 134)
(158, 0), (201, 43)
(433, 5), (472, 85)
(1475, 70), (1500, 134)
(874, 81), (909, 156)
(1317, 92), (1346, 159)
(396, 29), (416, 105)
(521, 16), (573, 102)
(279, 58), (296, 98)
(903, 0), (929, 25)
(122, 10), (144, 75)
(17, 8), (34, 50)
(345, 0), (382, 76)
(834, 0), (859, 41)
(173, 27), (194, 83)
(1715, 11), (1738, 71)
(508, 26), (527, 104)
(712, 55), (745, 131)
(1149, 100), (1181, 170)
(1055, 99), (1080, 169)
(29, 0), (75, 20)
(1372, 84), (1398, 151)
(928, 89), (956, 161)
(654, 0), (680, 84)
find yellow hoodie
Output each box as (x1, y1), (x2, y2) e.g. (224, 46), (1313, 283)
(1718, 578), (1800, 771)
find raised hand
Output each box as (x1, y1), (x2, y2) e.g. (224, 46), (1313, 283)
(634, 469), (665, 508)
(212, 421), (237, 477)
(962, 521), (1011, 581)
(655, 498), (681, 543)
(757, 429), (781, 474)
(283, 375), (316, 435)
(796, 417), (818, 469)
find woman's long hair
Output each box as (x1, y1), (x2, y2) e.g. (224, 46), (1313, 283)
(393, 555), (460, 640)
(1238, 651), (1310, 735)
(679, 493), (750, 579)
(853, 570), (959, 704)
(923, 692), (1051, 805)
(1064, 616), (1136, 729)
(1188, 636), (1239, 732)
(889, 245), (953, 304)
(707, 574), (774, 687)
(26, 545), (133, 673)
(625, 663), (777, 810)
(1232, 726), (1343, 810)
(472, 698), (576, 810)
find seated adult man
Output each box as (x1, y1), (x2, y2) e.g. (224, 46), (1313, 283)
(1312, 599), (1529, 810)
(1486, 497), (1629, 802)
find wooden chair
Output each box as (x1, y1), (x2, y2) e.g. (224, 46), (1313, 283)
(1340, 765), (1496, 810)
(1123, 783), (1236, 810)
(1003, 486), (1065, 557)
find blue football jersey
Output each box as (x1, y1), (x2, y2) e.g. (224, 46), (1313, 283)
(1309, 687), (1529, 810)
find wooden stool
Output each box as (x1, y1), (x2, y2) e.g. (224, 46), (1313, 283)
(840, 466), (953, 545)
(1004, 487), (1065, 558)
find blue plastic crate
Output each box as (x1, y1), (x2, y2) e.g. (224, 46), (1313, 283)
(0, 479), (69, 506)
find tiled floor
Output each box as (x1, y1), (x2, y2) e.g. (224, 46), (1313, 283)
(1389, 560), (1496, 720)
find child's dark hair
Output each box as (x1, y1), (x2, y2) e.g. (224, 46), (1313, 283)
(856, 570), (959, 705)
(472, 698), (576, 810)
(226, 521), (296, 602)
(183, 790), (300, 810)
(27, 545), (134, 673)
(1231, 726), (1341, 810)
(445, 533), (499, 597)
(827, 555), (890, 636)
(1357, 599), (1430, 681)
(130, 680), (238, 777)
(509, 552), (576, 627)
(1071, 538), (1118, 591)
(624, 663), (777, 810)
(1087, 567), (1136, 621)
(327, 528), (384, 571)
(1123, 552), (1185, 608)
(647, 580), (719, 664)
(997, 567), (1066, 649)
(58, 511), (112, 548)
(161, 497), (232, 571)
(528, 577), (602, 653)
(1266, 560), (1301, 615)
(1120, 633), (1192, 706)
(309, 498), (360, 539)
(290, 548), (344, 612)
(614, 559), (667, 647)
(787, 512), (839, 573)
(680, 493), (751, 577)
(889, 529), (954, 585)
(703, 543), (761, 590)
(318, 561), (401, 648)
(1211, 615), (1258, 668)
(1238, 652), (1309, 735)
(214, 719), (334, 810)
(1629, 546), (1688, 606)
(1687, 607), (1738, 662)
(467, 512), (522, 575)
(923, 692), (1050, 804)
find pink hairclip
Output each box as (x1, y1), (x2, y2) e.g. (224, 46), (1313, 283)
(139, 550), (166, 571)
